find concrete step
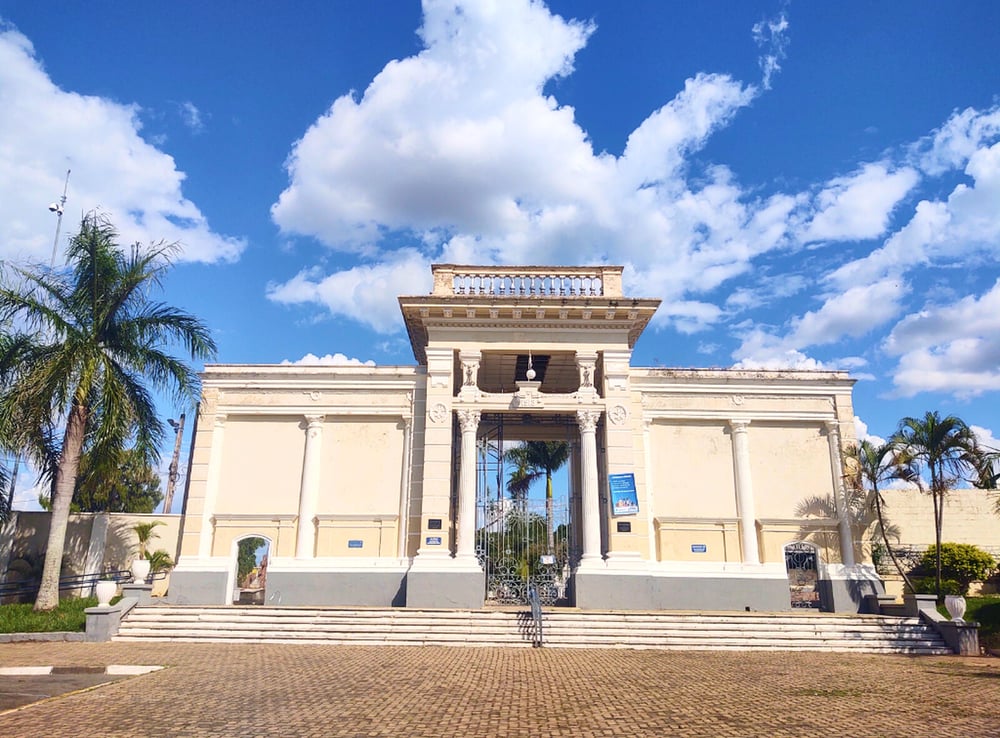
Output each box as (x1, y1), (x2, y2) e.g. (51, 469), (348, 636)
(115, 606), (952, 654)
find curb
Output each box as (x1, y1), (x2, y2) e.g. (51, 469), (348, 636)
(0, 665), (163, 676)
(0, 632), (87, 643)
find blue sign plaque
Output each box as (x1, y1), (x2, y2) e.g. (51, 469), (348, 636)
(425, 536), (443, 546)
(347, 540), (363, 549)
(691, 544), (707, 553)
(608, 472), (639, 516)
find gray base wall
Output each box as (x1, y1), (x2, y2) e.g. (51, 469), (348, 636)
(818, 575), (884, 613)
(267, 571), (406, 607)
(406, 569), (485, 609)
(576, 572), (794, 612)
(167, 570), (229, 605)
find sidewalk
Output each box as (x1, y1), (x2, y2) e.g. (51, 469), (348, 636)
(1, 641), (998, 737)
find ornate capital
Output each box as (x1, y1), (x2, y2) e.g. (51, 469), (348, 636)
(304, 414), (324, 439)
(456, 409), (481, 433)
(577, 409), (601, 433)
(729, 418), (750, 434)
(213, 414), (227, 430)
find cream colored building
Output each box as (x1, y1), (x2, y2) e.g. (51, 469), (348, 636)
(169, 265), (879, 611)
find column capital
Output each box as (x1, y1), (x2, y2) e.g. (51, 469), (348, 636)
(456, 408), (481, 433)
(729, 418), (751, 433)
(577, 409), (601, 433)
(823, 418), (841, 435)
(213, 414), (227, 430)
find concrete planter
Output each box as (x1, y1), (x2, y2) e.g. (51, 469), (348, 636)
(95, 580), (117, 607)
(130, 558), (151, 583)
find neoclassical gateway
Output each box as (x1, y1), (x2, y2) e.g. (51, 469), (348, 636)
(170, 265), (880, 612)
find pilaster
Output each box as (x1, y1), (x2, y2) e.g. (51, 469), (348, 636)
(295, 414), (324, 559)
(729, 419), (760, 565)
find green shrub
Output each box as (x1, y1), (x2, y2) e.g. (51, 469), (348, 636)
(909, 576), (964, 596)
(916, 543), (997, 594)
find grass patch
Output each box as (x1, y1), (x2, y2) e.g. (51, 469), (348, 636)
(0, 595), (120, 633)
(936, 596), (1000, 651)
(967, 596), (1000, 651)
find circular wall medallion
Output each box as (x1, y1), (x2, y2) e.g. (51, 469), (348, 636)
(428, 403), (448, 424)
(608, 404), (629, 425)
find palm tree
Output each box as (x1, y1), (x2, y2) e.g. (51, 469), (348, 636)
(0, 213), (215, 610)
(841, 440), (915, 593)
(891, 412), (982, 600)
(505, 441), (570, 554)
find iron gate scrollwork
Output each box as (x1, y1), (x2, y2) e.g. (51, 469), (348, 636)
(784, 541), (820, 609)
(474, 414), (577, 606)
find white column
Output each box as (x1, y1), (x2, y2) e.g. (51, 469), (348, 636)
(397, 416), (414, 558)
(577, 409), (603, 566)
(198, 415), (226, 559)
(455, 409), (480, 561)
(643, 418), (657, 561)
(729, 419), (760, 565)
(295, 415), (324, 559)
(825, 420), (856, 567)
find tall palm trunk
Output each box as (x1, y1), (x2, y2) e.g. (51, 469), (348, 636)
(34, 398), (87, 610)
(931, 466), (944, 600)
(872, 488), (913, 592)
(545, 472), (554, 555)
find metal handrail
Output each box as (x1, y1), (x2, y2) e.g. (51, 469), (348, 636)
(0, 568), (157, 599)
(527, 585), (543, 648)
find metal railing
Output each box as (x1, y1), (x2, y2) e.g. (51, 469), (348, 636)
(527, 585), (543, 648)
(0, 569), (155, 601)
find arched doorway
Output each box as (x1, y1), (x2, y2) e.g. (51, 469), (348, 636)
(784, 541), (820, 609)
(231, 535), (271, 605)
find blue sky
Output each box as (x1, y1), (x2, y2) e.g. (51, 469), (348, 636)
(1, 1), (999, 510)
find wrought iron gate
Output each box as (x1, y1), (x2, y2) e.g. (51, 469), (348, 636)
(784, 541), (821, 609)
(474, 415), (577, 606)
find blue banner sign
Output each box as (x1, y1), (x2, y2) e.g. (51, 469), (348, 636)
(609, 472), (639, 516)
(425, 536), (443, 546)
(691, 544), (707, 553)
(347, 540), (363, 549)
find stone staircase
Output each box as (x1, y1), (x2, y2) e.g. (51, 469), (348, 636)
(114, 606), (952, 654)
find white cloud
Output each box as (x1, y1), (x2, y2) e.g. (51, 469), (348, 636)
(800, 163), (919, 244)
(281, 353), (376, 367)
(788, 279), (908, 347)
(912, 105), (1000, 176)
(853, 416), (885, 447)
(267, 248), (432, 333)
(752, 12), (790, 90)
(970, 424), (1000, 454)
(178, 101), (205, 134)
(884, 279), (1000, 397)
(269, 0), (775, 333)
(0, 26), (244, 265)
(731, 278), (907, 369)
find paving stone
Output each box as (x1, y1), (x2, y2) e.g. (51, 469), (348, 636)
(0, 642), (997, 736)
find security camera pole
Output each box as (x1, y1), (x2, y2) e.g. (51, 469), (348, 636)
(164, 414), (186, 514)
(48, 169), (71, 267)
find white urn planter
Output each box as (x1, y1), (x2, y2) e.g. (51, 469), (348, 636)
(130, 558), (151, 583)
(95, 580), (117, 607)
(944, 594), (967, 622)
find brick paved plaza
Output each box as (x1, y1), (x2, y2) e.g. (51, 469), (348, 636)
(0, 642), (998, 737)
